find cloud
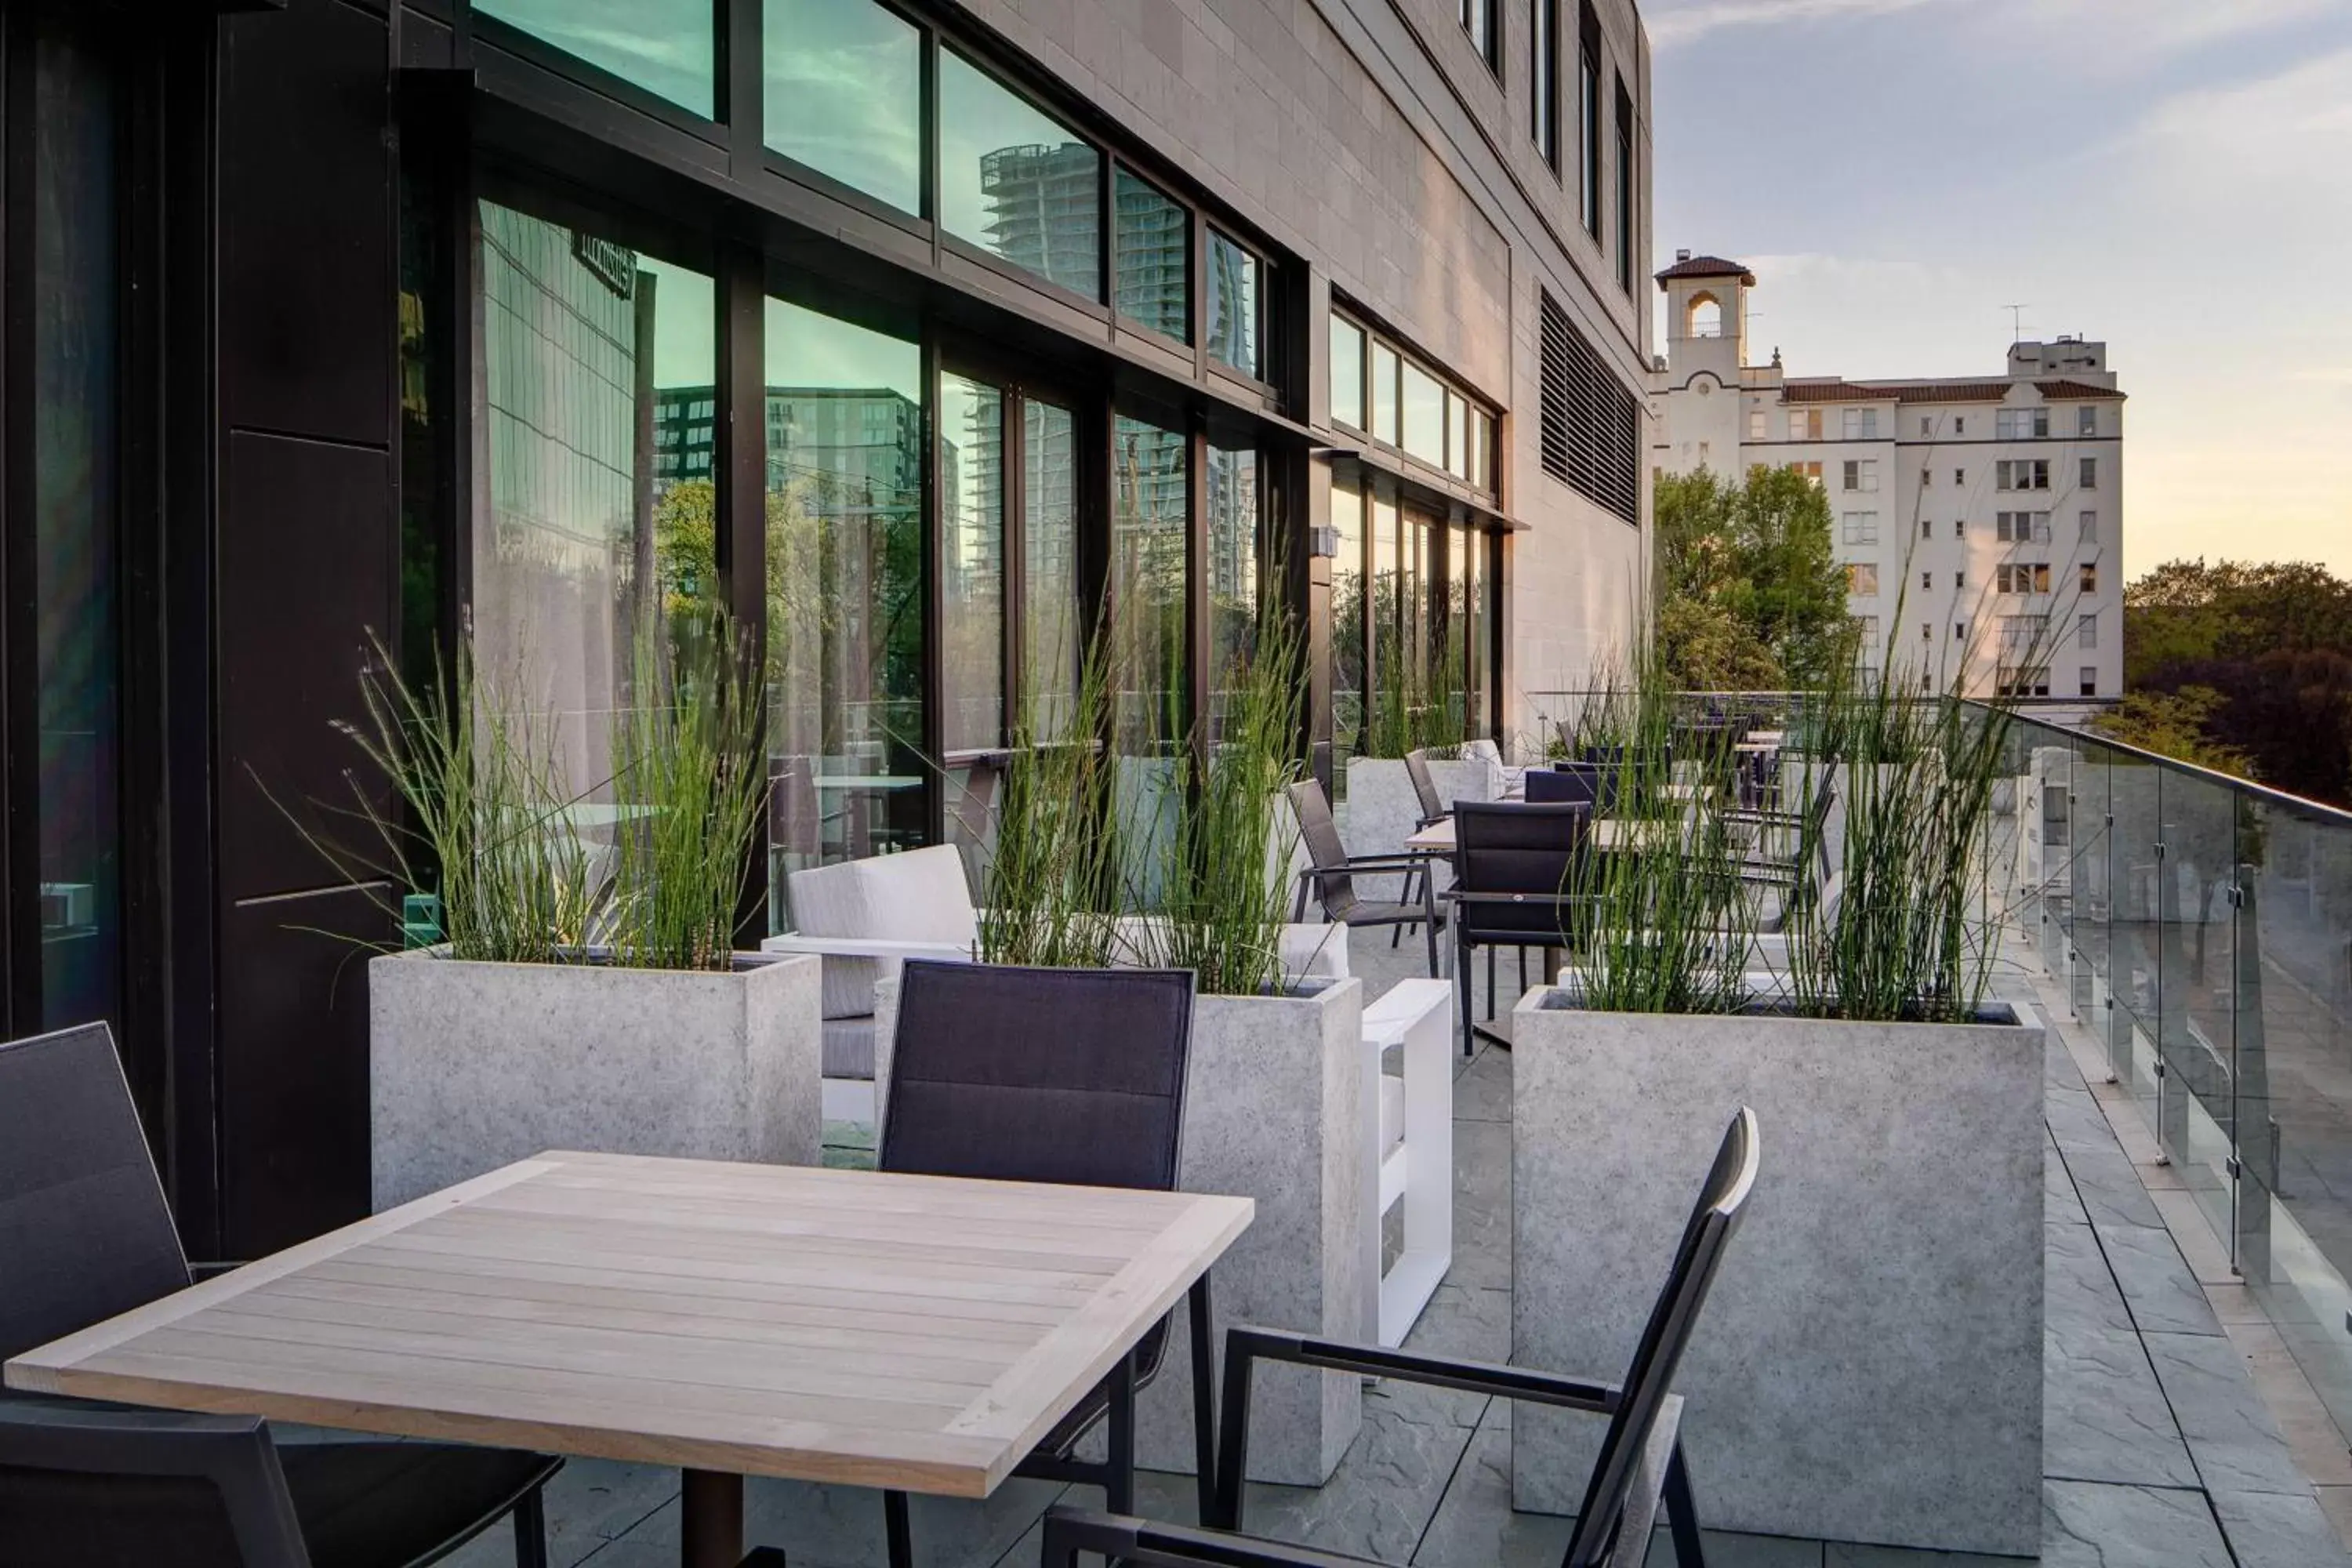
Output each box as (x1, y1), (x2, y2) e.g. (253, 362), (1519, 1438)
(1647, 0), (1945, 49)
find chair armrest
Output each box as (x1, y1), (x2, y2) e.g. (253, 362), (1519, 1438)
(1211, 1325), (1616, 1528)
(1297, 856), (1428, 882)
(1044, 1508), (1381, 1568)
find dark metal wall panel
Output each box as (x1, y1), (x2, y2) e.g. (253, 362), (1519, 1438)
(216, 0), (392, 445)
(216, 883), (382, 1256)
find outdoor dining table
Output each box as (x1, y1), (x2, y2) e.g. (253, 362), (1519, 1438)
(3, 1150), (1253, 1568)
(1404, 813), (1687, 855)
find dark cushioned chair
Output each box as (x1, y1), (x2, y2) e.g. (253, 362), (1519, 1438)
(0, 1023), (560, 1568)
(1450, 801), (1591, 1054)
(1044, 1108), (1761, 1568)
(869, 960), (1210, 1568)
(1285, 777), (1446, 975)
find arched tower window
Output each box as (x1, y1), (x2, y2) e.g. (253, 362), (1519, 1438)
(1685, 292), (1722, 339)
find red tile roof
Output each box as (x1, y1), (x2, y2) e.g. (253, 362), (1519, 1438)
(1654, 255), (1756, 285)
(1780, 380), (1900, 403)
(2034, 379), (2126, 401)
(1890, 381), (2014, 404)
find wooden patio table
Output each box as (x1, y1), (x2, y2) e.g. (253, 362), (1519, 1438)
(5, 1151), (1253, 1568)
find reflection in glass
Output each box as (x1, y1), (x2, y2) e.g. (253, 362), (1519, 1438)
(1206, 230), (1260, 378)
(1207, 444), (1260, 744)
(1447, 394), (1470, 481)
(476, 0), (714, 118)
(1112, 416), (1188, 757)
(1370, 341), (1399, 445)
(1329, 314), (1365, 430)
(1370, 485), (1399, 729)
(1025, 401), (1082, 738)
(34, 31), (121, 1031)
(765, 0), (920, 212)
(764, 297), (927, 919)
(938, 50), (1101, 299)
(1402, 360), (1445, 467)
(476, 201), (712, 827)
(1116, 170), (1189, 342)
(1465, 526), (1490, 735)
(1330, 479), (1366, 797)
(940, 373), (1004, 753)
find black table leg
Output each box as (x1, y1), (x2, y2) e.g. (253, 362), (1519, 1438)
(1107, 1345), (1138, 1515)
(1187, 1273), (1218, 1521)
(680, 1469), (742, 1568)
(884, 1487), (913, 1568)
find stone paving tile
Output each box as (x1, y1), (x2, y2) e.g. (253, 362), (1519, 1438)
(442, 1458), (675, 1568)
(2045, 1221), (2135, 1335)
(2144, 1330), (2314, 1497)
(2044, 1322), (2200, 1489)
(1452, 1045), (1512, 1123)
(1374, 1282), (1510, 1429)
(622, 1473), (1069, 1568)
(2099, 1221), (2225, 1337)
(2208, 1488), (2352, 1567)
(1450, 1116), (1512, 1290)
(1822, 1540), (2020, 1566)
(2048, 1141), (2090, 1225)
(2039, 1480), (2234, 1567)
(2062, 1143), (2168, 1232)
(2046, 1091), (2122, 1156)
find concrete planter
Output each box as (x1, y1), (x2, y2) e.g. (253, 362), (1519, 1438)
(873, 971), (1369, 1487)
(1510, 991), (2044, 1557)
(370, 949), (823, 1210)
(1343, 755), (1496, 899)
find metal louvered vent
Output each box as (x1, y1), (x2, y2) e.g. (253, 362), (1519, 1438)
(1537, 289), (1640, 524)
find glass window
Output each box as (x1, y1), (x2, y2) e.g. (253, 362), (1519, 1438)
(1579, 24), (1601, 235)
(1847, 563), (1878, 597)
(938, 50), (1101, 299)
(1462, 0), (1499, 69)
(475, 201), (713, 833)
(1330, 479), (1365, 781)
(1446, 394), (1471, 481)
(1115, 169), (1189, 342)
(2078, 405), (2097, 437)
(764, 296), (927, 907)
(764, 0), (920, 213)
(1207, 443), (1261, 743)
(1112, 416), (1188, 757)
(1401, 360), (1445, 466)
(1465, 526), (1489, 735)
(476, 0), (714, 118)
(32, 29), (122, 1031)
(1370, 485), (1400, 716)
(1329, 314), (1366, 430)
(1532, 0), (1558, 167)
(1370, 341), (1400, 445)
(1467, 407), (1492, 491)
(1206, 230), (1261, 379)
(1614, 80), (1634, 292)
(1024, 401), (1082, 739)
(939, 373), (1004, 754)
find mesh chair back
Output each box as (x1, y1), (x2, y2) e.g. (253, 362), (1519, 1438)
(1403, 749), (1444, 822)
(1523, 768), (1594, 808)
(1563, 1108), (1760, 1568)
(1454, 802), (1588, 944)
(881, 960), (1195, 1192)
(0, 1024), (191, 1371)
(1284, 779), (1357, 922)
(0, 1406), (311, 1568)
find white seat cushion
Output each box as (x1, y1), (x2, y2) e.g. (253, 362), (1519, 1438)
(786, 844), (979, 1020)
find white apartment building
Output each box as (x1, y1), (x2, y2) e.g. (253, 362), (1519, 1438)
(1652, 253), (2123, 705)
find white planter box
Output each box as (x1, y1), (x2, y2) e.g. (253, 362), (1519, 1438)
(1510, 991), (2044, 1557)
(873, 971), (1369, 1487)
(370, 950), (824, 1211)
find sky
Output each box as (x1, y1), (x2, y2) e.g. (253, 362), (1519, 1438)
(1646, 0), (2352, 579)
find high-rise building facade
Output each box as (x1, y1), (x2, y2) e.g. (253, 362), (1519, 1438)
(1654, 255), (2124, 707)
(0, 0), (1653, 1254)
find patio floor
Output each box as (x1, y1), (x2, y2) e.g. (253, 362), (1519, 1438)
(435, 931), (2352, 1568)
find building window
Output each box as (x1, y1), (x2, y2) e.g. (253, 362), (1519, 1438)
(1955, 571), (1965, 590)
(1847, 563), (1879, 597)
(1205, 229), (1262, 378)
(479, 0), (715, 117)
(1995, 563), (2051, 595)
(1919, 416), (1932, 437)
(1205, 441), (1261, 743)
(938, 50), (1102, 300)
(1995, 510), (2049, 543)
(1532, 0), (1559, 168)
(2079, 612), (2098, 648)
(1578, 3), (1602, 238)
(1696, 440), (1711, 468)
(1748, 409), (1767, 441)
(1786, 459), (1823, 485)
(2078, 405), (2097, 437)
(1953, 519), (1964, 539)
(1842, 459), (1877, 492)
(2080, 456), (2098, 488)
(1461, 0), (1500, 71)
(1329, 313), (1366, 430)
(1995, 408), (2050, 440)
(1853, 615), (1880, 648)
(1112, 416), (1189, 759)
(1955, 622), (1966, 641)
(1955, 417), (1966, 434)
(1922, 622), (1933, 642)
(1538, 289), (1639, 522)
(1115, 169), (1189, 343)
(1920, 517), (1933, 539)
(764, 0), (921, 212)
(1788, 408), (1822, 441)
(1402, 359), (1445, 467)
(1371, 340), (1400, 445)
(1842, 511), (1879, 545)
(2080, 562), (2098, 593)
(1614, 76), (1635, 293)
(1995, 459), (2049, 492)
(1998, 666), (2051, 699)
(1842, 408), (1881, 440)
(1921, 570), (1933, 592)
(2079, 510), (2096, 542)
(2080, 667), (2098, 697)
(1954, 467), (1964, 485)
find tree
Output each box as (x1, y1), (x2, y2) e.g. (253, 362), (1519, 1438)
(2090, 687), (2256, 779)
(1653, 466), (1849, 688)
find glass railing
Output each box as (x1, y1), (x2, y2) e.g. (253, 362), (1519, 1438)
(2005, 709), (2352, 1432)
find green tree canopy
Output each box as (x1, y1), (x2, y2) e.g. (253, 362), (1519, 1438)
(1653, 465), (1851, 689)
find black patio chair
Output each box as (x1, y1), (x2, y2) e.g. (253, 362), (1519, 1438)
(0, 1022), (560, 1568)
(1727, 759), (1838, 891)
(870, 960), (1210, 1568)
(1285, 778), (1446, 976)
(1044, 1107), (1762, 1568)
(0, 1405), (313, 1567)
(1403, 747), (1449, 829)
(1525, 765), (1595, 808)
(1451, 801), (1591, 1054)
